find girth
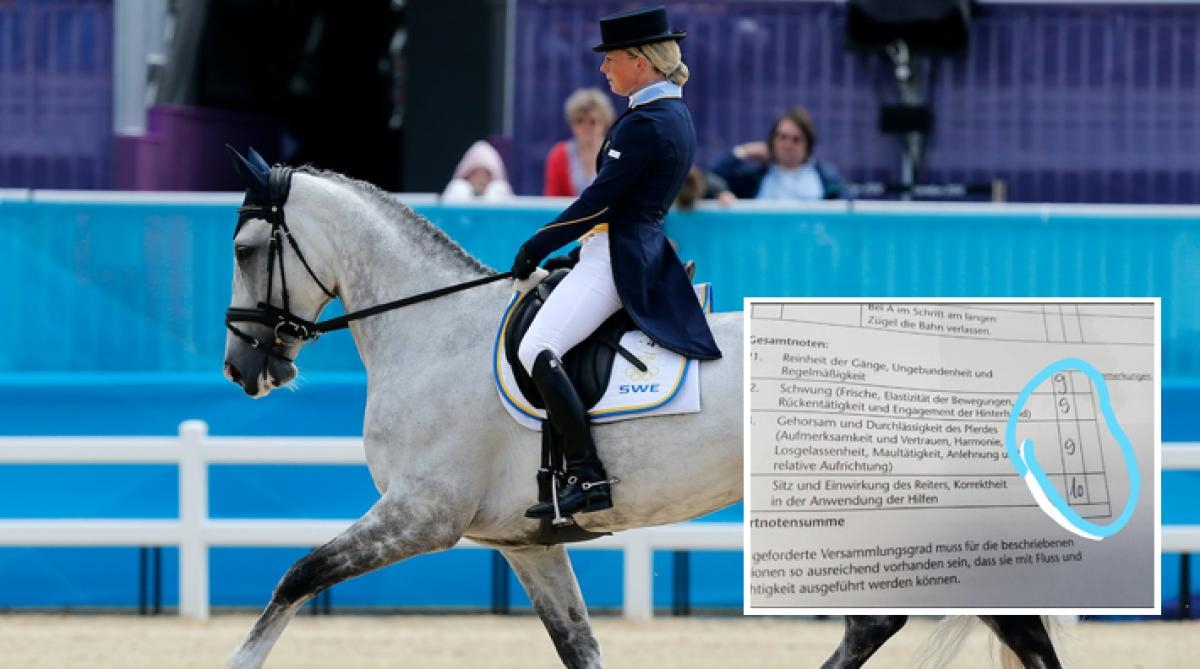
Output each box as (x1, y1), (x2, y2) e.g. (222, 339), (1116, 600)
(503, 269), (647, 410)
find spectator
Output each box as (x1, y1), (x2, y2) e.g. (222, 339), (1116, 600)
(543, 88), (616, 196)
(442, 140), (514, 202)
(710, 105), (844, 201)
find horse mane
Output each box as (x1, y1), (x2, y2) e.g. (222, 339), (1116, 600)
(295, 166), (495, 276)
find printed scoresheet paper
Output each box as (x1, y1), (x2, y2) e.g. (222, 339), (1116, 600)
(744, 300), (1158, 614)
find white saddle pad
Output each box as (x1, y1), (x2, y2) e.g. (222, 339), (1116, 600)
(494, 283), (711, 431)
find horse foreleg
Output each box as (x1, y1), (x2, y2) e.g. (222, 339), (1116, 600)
(819, 616), (908, 669)
(500, 544), (603, 669)
(979, 615), (1063, 669)
(227, 496), (461, 669)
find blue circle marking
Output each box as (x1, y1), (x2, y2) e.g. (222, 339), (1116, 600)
(1005, 358), (1140, 541)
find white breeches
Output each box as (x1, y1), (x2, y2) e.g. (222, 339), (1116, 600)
(518, 232), (623, 375)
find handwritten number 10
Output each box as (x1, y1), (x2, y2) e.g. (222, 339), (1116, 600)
(1069, 477), (1085, 500)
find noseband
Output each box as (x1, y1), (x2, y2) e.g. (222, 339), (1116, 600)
(224, 165), (512, 362)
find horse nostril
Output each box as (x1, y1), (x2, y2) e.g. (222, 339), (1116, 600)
(225, 362), (244, 383)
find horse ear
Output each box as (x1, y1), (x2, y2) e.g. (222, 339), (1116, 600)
(247, 147), (271, 172)
(226, 144), (268, 196)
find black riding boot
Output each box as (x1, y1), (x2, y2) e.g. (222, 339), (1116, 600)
(525, 350), (613, 519)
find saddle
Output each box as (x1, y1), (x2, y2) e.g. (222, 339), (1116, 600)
(502, 269), (646, 410)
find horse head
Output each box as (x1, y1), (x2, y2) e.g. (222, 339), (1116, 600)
(222, 146), (338, 397)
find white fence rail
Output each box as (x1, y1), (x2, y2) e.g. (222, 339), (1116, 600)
(1163, 445), (1200, 553)
(0, 420), (741, 620)
(1, 422), (1196, 618)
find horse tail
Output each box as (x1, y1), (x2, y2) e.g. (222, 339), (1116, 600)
(916, 615), (1070, 669)
(1038, 615), (1070, 668)
(914, 616), (976, 668)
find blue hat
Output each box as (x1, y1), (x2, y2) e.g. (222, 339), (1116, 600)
(593, 6), (686, 53)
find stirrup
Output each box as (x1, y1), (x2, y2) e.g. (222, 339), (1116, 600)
(526, 474), (619, 521)
(550, 473), (573, 527)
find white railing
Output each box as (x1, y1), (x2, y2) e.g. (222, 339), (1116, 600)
(2, 422), (1193, 619)
(1162, 445), (1200, 553)
(0, 420), (741, 620)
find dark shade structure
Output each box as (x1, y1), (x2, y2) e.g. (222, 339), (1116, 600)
(845, 0), (972, 54)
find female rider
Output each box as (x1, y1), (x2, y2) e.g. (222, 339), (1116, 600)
(512, 6), (722, 519)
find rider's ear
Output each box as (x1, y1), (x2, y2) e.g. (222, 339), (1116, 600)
(226, 144), (269, 198)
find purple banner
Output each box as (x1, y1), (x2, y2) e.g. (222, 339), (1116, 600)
(512, 1), (1200, 203)
(0, 0), (113, 189)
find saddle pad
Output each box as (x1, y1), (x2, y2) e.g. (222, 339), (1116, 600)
(494, 283), (712, 431)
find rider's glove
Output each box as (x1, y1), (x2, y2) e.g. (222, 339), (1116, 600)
(511, 244), (539, 280)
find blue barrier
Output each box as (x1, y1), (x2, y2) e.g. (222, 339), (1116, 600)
(1, 196), (1196, 376)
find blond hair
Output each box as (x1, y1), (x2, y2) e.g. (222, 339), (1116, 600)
(631, 40), (689, 86)
(563, 88), (615, 126)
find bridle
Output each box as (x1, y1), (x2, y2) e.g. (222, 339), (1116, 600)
(224, 165), (512, 362)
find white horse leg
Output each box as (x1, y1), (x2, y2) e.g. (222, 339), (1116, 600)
(500, 545), (603, 669)
(227, 495), (462, 669)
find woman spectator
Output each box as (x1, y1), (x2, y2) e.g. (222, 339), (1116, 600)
(543, 88), (616, 196)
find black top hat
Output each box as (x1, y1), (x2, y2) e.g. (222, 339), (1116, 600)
(592, 6), (686, 52)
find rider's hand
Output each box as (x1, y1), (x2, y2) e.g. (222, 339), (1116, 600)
(511, 244), (539, 280)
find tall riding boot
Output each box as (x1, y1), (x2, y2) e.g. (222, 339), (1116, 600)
(525, 350), (613, 519)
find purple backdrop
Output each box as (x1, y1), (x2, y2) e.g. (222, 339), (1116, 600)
(0, 0), (112, 189)
(511, 1), (1200, 203)
(3, 1), (1200, 202)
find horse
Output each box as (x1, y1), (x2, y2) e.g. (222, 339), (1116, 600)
(218, 151), (1062, 668)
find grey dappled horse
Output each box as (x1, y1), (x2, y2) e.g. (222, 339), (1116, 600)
(219, 153), (1061, 668)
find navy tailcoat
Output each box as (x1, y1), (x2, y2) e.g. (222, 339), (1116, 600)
(521, 95), (722, 360)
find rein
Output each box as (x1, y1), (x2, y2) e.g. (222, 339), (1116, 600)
(225, 165), (512, 360)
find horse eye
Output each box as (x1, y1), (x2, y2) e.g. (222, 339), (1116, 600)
(235, 245), (256, 261)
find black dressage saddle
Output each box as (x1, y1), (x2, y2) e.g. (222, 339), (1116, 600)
(503, 268), (645, 410)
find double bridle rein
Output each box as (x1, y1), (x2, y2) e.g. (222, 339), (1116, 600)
(224, 165), (512, 361)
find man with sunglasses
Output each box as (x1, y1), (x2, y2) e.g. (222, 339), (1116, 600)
(711, 105), (845, 201)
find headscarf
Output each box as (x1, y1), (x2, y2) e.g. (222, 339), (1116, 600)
(451, 140), (508, 183)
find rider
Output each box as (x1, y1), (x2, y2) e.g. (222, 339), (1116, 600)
(512, 6), (722, 520)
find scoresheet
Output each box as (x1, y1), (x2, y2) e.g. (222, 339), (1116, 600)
(745, 300), (1157, 613)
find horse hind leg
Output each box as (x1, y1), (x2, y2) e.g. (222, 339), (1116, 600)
(820, 615), (908, 669)
(227, 495), (462, 669)
(500, 544), (603, 669)
(979, 615), (1063, 669)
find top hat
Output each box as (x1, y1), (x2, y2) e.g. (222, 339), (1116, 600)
(592, 6), (686, 52)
